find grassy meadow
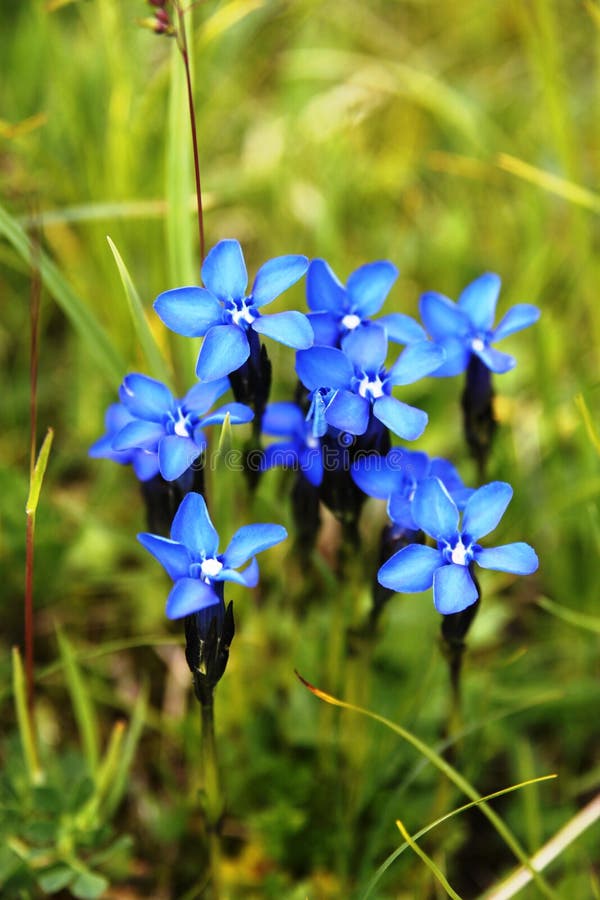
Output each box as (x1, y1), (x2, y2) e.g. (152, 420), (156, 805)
(1, 1), (600, 897)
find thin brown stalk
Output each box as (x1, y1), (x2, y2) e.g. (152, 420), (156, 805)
(175, 2), (206, 262)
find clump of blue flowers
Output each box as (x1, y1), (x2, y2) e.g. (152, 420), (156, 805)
(378, 477), (538, 615)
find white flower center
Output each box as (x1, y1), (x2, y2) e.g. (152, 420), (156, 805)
(200, 557), (223, 579)
(471, 336), (485, 353)
(358, 375), (385, 400)
(450, 538), (469, 566)
(306, 434), (320, 450)
(230, 302), (256, 326)
(342, 313), (361, 330)
(173, 408), (191, 437)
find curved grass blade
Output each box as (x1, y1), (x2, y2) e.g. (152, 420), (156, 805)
(536, 596), (600, 635)
(106, 236), (171, 383)
(12, 647), (44, 785)
(575, 393), (600, 454)
(56, 627), (100, 775)
(396, 817), (463, 900)
(0, 202), (126, 387)
(296, 672), (559, 900)
(361, 775), (556, 899)
(497, 154), (600, 214)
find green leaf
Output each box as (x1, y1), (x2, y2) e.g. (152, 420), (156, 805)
(0, 202), (126, 388)
(37, 865), (74, 893)
(11, 647), (43, 784)
(106, 236), (171, 384)
(71, 869), (109, 900)
(26, 428), (54, 516)
(102, 685), (148, 818)
(396, 817), (463, 899)
(56, 629), (100, 775)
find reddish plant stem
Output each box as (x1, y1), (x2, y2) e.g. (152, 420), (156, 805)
(176, 2), (206, 263)
(26, 222), (42, 716)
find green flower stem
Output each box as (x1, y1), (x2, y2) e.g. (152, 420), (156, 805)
(200, 695), (223, 900)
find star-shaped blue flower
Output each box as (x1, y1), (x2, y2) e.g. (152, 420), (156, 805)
(306, 258), (426, 347)
(419, 272), (540, 376)
(154, 239), (312, 381)
(260, 402), (323, 486)
(352, 448), (472, 532)
(111, 373), (253, 481)
(377, 477), (538, 615)
(89, 403), (160, 481)
(295, 323), (444, 440)
(138, 492), (288, 619)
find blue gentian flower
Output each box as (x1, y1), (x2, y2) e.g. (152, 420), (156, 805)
(306, 258), (426, 347)
(154, 239), (312, 381)
(419, 272), (540, 376)
(295, 323), (444, 440)
(138, 492), (287, 619)
(111, 373), (253, 481)
(89, 403), (160, 481)
(260, 402), (323, 486)
(352, 448), (472, 532)
(378, 477), (538, 615)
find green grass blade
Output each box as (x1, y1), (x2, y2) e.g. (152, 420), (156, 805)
(56, 628), (100, 775)
(396, 817), (463, 899)
(0, 202), (126, 387)
(297, 673), (559, 900)
(26, 428), (54, 516)
(575, 393), (600, 454)
(106, 236), (171, 383)
(497, 153), (600, 214)
(361, 776), (556, 899)
(102, 683), (148, 817)
(536, 596), (600, 634)
(11, 647), (43, 785)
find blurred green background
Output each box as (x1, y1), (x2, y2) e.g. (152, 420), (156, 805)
(1, 1), (599, 897)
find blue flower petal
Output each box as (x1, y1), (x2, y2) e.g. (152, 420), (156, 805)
(201, 239), (248, 302)
(306, 259), (346, 313)
(430, 336), (470, 377)
(112, 420), (165, 451)
(299, 445), (323, 487)
(214, 558), (260, 587)
(462, 481), (512, 540)
(137, 533), (190, 580)
(372, 395), (428, 441)
(132, 450), (160, 481)
(493, 304), (541, 342)
(346, 260), (398, 317)
(171, 492), (219, 557)
(342, 323), (388, 372)
(433, 563), (479, 614)
(296, 346), (354, 391)
(165, 577), (219, 619)
(119, 374), (174, 421)
(457, 273), (501, 331)
(419, 292), (470, 340)
(200, 402), (254, 427)
(377, 313), (427, 344)
(261, 442), (300, 472)
(473, 344), (515, 374)
(252, 311), (314, 349)
(154, 287), (223, 337)
(387, 341), (446, 386)
(184, 378), (231, 415)
(428, 458), (468, 499)
(474, 542), (539, 575)
(412, 477), (459, 540)
(387, 493), (417, 530)
(251, 255), (308, 308)
(223, 523), (287, 569)
(307, 312), (340, 346)
(158, 435), (203, 481)
(378, 544), (443, 592)
(196, 324), (250, 381)
(325, 390), (370, 435)
(352, 454), (404, 499)
(262, 402), (305, 437)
